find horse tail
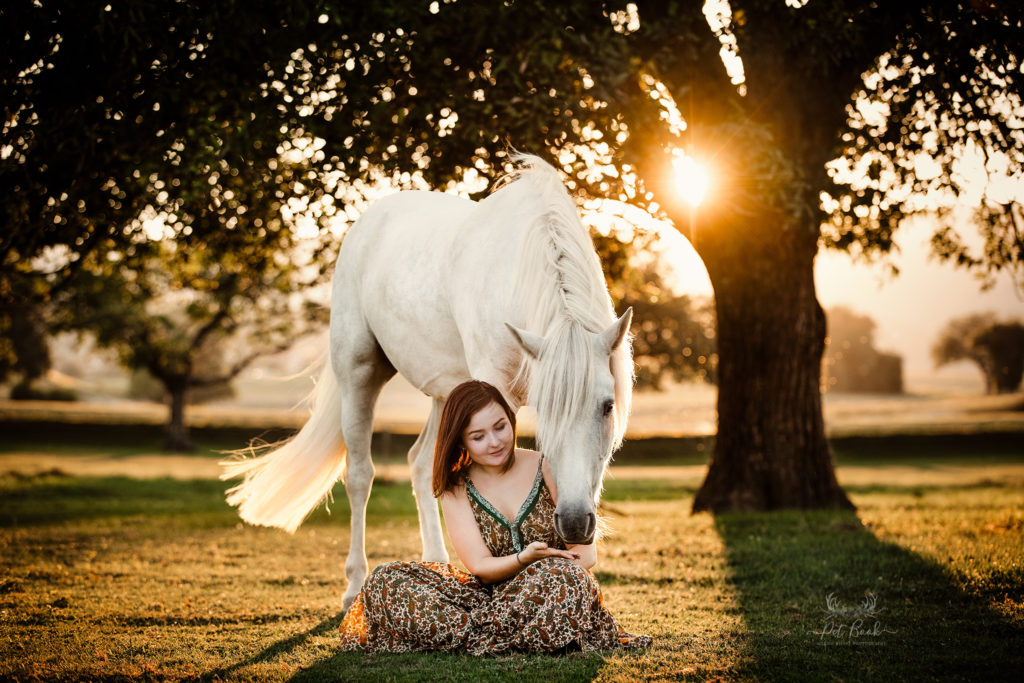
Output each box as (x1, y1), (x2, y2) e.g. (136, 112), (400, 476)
(219, 359), (346, 533)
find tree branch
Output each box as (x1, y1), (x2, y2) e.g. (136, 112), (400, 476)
(188, 337), (296, 388)
(630, 0), (738, 127)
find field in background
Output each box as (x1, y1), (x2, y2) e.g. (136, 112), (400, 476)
(3, 375), (1022, 440)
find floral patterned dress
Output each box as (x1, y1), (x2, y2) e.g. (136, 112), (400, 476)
(338, 457), (651, 654)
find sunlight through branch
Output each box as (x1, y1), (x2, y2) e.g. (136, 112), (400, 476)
(672, 152), (711, 207)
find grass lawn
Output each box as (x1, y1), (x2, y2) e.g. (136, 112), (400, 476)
(1, 440), (1023, 681)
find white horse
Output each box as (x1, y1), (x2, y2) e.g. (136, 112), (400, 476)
(221, 155), (633, 611)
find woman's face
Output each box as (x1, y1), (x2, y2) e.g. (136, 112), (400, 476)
(461, 401), (514, 468)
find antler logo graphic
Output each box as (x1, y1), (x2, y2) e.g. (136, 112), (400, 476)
(823, 590), (880, 619)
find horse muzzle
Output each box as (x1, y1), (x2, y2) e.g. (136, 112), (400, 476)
(553, 510), (597, 545)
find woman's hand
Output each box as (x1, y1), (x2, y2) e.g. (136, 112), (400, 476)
(518, 541), (580, 565)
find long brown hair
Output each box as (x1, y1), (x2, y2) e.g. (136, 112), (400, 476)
(432, 380), (517, 496)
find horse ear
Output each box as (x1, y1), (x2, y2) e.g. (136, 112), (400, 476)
(505, 323), (544, 359)
(602, 307), (633, 352)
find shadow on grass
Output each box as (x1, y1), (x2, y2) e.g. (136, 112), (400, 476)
(203, 613), (345, 681)
(203, 613), (605, 682)
(713, 509), (1024, 682)
(287, 650), (605, 682)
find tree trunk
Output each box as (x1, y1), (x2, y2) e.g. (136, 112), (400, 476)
(690, 209), (854, 513)
(164, 384), (193, 452)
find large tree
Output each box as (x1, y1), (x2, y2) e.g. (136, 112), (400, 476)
(5, 2), (1021, 508)
(823, 306), (903, 394)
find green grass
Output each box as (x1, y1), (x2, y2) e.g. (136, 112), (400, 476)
(0, 474), (420, 529)
(1, 444), (1023, 681)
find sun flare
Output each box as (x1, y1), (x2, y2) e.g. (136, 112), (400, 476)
(672, 152), (711, 206)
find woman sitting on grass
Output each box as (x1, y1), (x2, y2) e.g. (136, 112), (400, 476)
(339, 379), (651, 654)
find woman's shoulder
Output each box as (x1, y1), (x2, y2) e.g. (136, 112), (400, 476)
(515, 447), (542, 466)
(439, 481), (469, 505)
(514, 448), (544, 478)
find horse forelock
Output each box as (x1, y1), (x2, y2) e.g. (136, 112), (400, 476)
(528, 319), (633, 465)
(531, 321), (595, 458)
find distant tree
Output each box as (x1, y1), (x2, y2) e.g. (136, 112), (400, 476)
(0, 297), (50, 397)
(593, 229), (716, 389)
(127, 342), (236, 405)
(823, 307), (902, 394)
(933, 314), (1024, 394)
(626, 280), (717, 390)
(52, 222), (329, 450)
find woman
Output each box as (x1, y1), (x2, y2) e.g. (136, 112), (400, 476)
(339, 380), (651, 654)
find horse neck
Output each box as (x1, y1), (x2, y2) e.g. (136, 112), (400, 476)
(508, 213), (617, 431)
(508, 196), (612, 337)
(496, 157), (631, 448)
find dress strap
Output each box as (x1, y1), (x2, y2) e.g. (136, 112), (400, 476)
(465, 479), (511, 530)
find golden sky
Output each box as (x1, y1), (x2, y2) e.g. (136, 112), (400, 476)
(656, 219), (1023, 392)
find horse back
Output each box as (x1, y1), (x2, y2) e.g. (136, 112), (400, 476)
(330, 191), (481, 396)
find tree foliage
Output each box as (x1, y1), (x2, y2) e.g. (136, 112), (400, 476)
(931, 202), (1024, 291)
(594, 230), (716, 389)
(1, 1), (333, 262)
(820, 1), (1023, 289)
(1, 1), (335, 395)
(2, 1), (336, 446)
(8, 2), (1017, 264)
(933, 313), (1024, 394)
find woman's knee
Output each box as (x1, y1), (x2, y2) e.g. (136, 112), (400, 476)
(529, 557), (593, 586)
(365, 560), (408, 591)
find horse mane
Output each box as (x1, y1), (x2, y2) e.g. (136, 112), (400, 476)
(503, 154), (634, 454)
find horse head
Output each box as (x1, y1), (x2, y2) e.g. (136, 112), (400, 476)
(506, 307), (633, 544)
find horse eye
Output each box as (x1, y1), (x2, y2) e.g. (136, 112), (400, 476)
(602, 400), (614, 417)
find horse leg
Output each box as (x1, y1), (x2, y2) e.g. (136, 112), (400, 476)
(408, 398), (449, 563)
(336, 347), (395, 613)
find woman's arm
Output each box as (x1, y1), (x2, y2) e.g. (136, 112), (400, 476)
(439, 489), (578, 584)
(567, 541), (597, 570)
